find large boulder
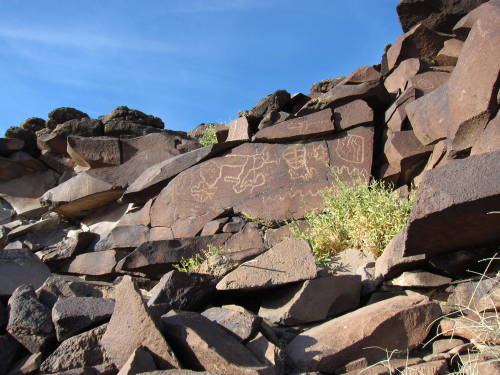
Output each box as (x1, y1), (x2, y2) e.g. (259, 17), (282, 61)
(0, 249), (51, 296)
(47, 107), (89, 129)
(201, 306), (262, 342)
(403, 151), (500, 257)
(52, 118), (104, 137)
(285, 295), (441, 372)
(150, 126), (374, 236)
(67, 136), (122, 169)
(396, 0), (488, 33)
(101, 276), (180, 370)
(100, 106), (165, 137)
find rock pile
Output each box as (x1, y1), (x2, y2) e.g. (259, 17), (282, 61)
(0, 1), (499, 374)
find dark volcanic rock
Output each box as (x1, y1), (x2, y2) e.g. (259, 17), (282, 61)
(0, 249), (52, 296)
(52, 297), (115, 341)
(147, 270), (217, 311)
(239, 90), (291, 123)
(53, 118), (104, 137)
(47, 107), (89, 128)
(150, 126), (374, 234)
(4, 126), (39, 157)
(0, 137), (24, 155)
(396, 0), (488, 33)
(7, 284), (54, 353)
(67, 136), (121, 169)
(403, 151), (500, 257)
(309, 77), (344, 98)
(0, 334), (20, 375)
(100, 105), (164, 129)
(20, 117), (46, 131)
(202, 306), (262, 342)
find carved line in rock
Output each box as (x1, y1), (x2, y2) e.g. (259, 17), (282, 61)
(335, 134), (365, 164)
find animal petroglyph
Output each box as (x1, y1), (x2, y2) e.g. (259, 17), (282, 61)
(335, 135), (365, 164)
(191, 161), (223, 202)
(283, 144), (317, 181)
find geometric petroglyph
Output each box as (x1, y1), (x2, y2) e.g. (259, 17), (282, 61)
(191, 161), (223, 202)
(283, 144), (317, 181)
(335, 134), (365, 164)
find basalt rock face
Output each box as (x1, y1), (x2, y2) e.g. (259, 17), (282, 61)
(0, 1), (499, 374)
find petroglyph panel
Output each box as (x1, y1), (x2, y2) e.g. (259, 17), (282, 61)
(150, 126), (374, 234)
(253, 109), (334, 141)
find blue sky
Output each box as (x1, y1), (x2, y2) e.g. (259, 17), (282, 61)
(0, 0), (402, 134)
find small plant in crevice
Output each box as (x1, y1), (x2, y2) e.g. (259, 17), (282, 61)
(198, 124), (218, 146)
(172, 244), (224, 272)
(291, 173), (415, 266)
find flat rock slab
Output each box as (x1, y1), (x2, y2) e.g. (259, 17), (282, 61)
(384, 58), (421, 94)
(0, 249), (52, 296)
(117, 347), (157, 375)
(52, 297), (115, 341)
(151, 127), (374, 232)
(386, 270), (452, 288)
(123, 143), (236, 203)
(333, 100), (373, 131)
(7, 285), (54, 353)
(227, 117), (251, 142)
(61, 250), (128, 276)
(40, 324), (109, 374)
(201, 306), (262, 342)
(253, 109), (334, 142)
(101, 276), (180, 370)
(285, 295), (441, 373)
(216, 238), (317, 291)
(403, 151), (500, 257)
(147, 270), (217, 311)
(161, 310), (273, 375)
(67, 136), (121, 169)
(116, 234), (231, 278)
(259, 274), (361, 325)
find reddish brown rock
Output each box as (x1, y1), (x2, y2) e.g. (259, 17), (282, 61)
(37, 133), (68, 154)
(333, 100), (373, 131)
(224, 225), (264, 252)
(161, 310), (273, 375)
(193, 247), (267, 278)
(201, 306), (262, 342)
(253, 109), (334, 142)
(384, 58), (421, 94)
(285, 295), (441, 373)
(309, 77), (344, 98)
(436, 38), (463, 66)
(387, 23), (448, 72)
(402, 360), (448, 375)
(246, 333), (277, 368)
(406, 83), (449, 146)
(227, 117), (251, 142)
(0, 152), (46, 181)
(386, 271), (452, 288)
(239, 90), (291, 122)
(446, 7), (500, 152)
(0, 137), (24, 155)
(404, 151), (500, 257)
(117, 347), (157, 375)
(259, 274), (361, 325)
(471, 111), (500, 155)
(439, 312), (499, 344)
(67, 136), (121, 169)
(216, 238), (317, 291)
(101, 276), (180, 370)
(200, 217), (229, 236)
(385, 88), (416, 132)
(453, 0), (499, 38)
(343, 65), (381, 84)
(150, 126), (374, 231)
(407, 71), (450, 96)
(61, 250), (127, 276)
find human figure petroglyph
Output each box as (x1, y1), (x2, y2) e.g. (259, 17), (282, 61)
(335, 135), (365, 164)
(312, 143), (329, 163)
(283, 144), (317, 181)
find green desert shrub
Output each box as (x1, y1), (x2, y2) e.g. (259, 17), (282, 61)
(292, 175), (415, 265)
(198, 125), (218, 146)
(172, 244), (223, 272)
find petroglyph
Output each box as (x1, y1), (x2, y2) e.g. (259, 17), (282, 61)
(335, 134), (365, 164)
(191, 161), (223, 202)
(312, 143), (329, 163)
(283, 144), (317, 181)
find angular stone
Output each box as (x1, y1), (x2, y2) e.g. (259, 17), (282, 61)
(224, 225), (264, 252)
(200, 217), (229, 236)
(161, 310), (272, 375)
(123, 143), (235, 204)
(402, 360), (448, 375)
(0, 249), (51, 296)
(432, 338), (465, 354)
(343, 65), (381, 84)
(429, 247), (498, 279)
(201, 306), (261, 342)
(101, 276), (180, 370)
(52, 297), (115, 341)
(453, 0), (500, 37)
(407, 71), (450, 96)
(52, 118), (104, 137)
(246, 333), (276, 368)
(331, 248), (376, 275)
(36, 232), (98, 265)
(403, 151), (500, 257)
(37, 133), (67, 154)
(40, 324), (109, 374)
(147, 270), (217, 311)
(285, 295), (441, 372)
(259, 274), (361, 325)
(100, 105), (163, 129)
(0, 335), (20, 375)
(396, 0), (488, 33)
(36, 275), (114, 310)
(384, 130), (432, 183)
(439, 312), (499, 344)
(226, 117), (250, 142)
(446, 278), (498, 312)
(333, 100), (373, 131)
(117, 347), (157, 375)
(406, 84), (449, 146)
(7, 284), (54, 353)
(257, 110), (290, 130)
(384, 58), (421, 94)
(67, 136), (121, 169)
(216, 238), (316, 291)
(48, 107), (89, 128)
(0, 169), (58, 217)
(471, 111), (500, 155)
(374, 227), (427, 280)
(0, 137), (24, 155)
(116, 234), (231, 278)
(253, 109), (334, 142)
(309, 77), (344, 98)
(193, 247), (267, 278)
(446, 8), (500, 152)
(386, 24), (448, 72)
(5, 126), (38, 158)
(239, 90), (291, 121)
(7, 352), (43, 375)
(222, 217), (246, 233)
(151, 127), (374, 229)
(387, 271), (452, 288)
(94, 225), (149, 251)
(436, 38), (463, 66)
(61, 250), (127, 276)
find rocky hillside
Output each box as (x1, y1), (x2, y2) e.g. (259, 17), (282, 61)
(0, 1), (499, 374)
